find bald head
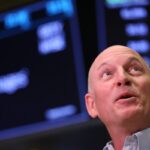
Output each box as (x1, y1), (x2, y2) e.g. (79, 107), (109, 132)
(85, 44), (150, 137)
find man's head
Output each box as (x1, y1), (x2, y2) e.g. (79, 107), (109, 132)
(85, 45), (150, 131)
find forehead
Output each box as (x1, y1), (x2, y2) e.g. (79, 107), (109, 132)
(93, 46), (144, 69)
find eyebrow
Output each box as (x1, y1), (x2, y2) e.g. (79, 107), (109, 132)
(97, 56), (143, 70)
(97, 62), (110, 70)
(126, 57), (143, 65)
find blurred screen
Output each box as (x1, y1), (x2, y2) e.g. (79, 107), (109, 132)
(96, 0), (150, 64)
(0, 0), (87, 140)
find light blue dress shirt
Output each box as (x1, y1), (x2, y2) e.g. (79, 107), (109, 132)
(103, 128), (150, 150)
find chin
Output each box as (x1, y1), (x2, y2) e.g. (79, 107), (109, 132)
(117, 106), (143, 120)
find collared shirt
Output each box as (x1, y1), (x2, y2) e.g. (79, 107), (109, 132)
(103, 128), (150, 150)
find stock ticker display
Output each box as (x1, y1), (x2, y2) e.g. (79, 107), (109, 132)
(96, 0), (150, 65)
(0, 0), (87, 140)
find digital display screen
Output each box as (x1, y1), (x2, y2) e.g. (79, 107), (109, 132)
(96, 0), (150, 64)
(0, 0), (87, 140)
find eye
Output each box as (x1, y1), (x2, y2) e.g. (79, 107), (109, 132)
(101, 71), (112, 80)
(129, 65), (143, 75)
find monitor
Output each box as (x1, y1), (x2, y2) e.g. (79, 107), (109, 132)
(96, 0), (150, 64)
(0, 0), (88, 140)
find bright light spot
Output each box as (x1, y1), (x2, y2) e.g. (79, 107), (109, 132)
(4, 10), (30, 29)
(46, 0), (73, 17)
(45, 105), (77, 120)
(105, 0), (149, 8)
(37, 21), (66, 55)
(0, 69), (29, 94)
(38, 35), (65, 54)
(37, 21), (63, 39)
(127, 40), (150, 53)
(120, 7), (147, 20)
(125, 23), (148, 36)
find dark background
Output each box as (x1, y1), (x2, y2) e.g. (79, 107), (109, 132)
(0, 0), (149, 149)
(0, 119), (110, 150)
(0, 1), (110, 149)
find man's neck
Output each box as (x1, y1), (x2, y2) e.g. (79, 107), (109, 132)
(105, 118), (150, 150)
(108, 127), (130, 150)
(107, 125), (148, 150)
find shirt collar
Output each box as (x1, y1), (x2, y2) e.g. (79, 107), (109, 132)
(103, 141), (114, 150)
(103, 128), (150, 150)
(135, 128), (150, 149)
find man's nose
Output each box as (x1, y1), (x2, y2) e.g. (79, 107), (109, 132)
(116, 69), (131, 87)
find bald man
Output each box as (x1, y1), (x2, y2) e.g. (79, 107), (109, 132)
(85, 45), (150, 150)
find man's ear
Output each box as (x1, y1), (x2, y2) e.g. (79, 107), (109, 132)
(85, 93), (98, 118)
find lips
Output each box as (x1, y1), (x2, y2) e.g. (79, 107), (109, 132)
(115, 91), (137, 102)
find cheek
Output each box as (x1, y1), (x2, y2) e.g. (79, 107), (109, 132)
(139, 79), (150, 96)
(137, 79), (150, 108)
(93, 87), (113, 121)
(94, 83), (113, 108)
(94, 86), (109, 107)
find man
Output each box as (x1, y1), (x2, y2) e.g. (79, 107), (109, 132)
(85, 45), (150, 150)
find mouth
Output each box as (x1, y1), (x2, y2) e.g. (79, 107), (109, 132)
(115, 92), (137, 102)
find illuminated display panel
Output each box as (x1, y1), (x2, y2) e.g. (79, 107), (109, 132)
(0, 0), (87, 140)
(96, 0), (150, 64)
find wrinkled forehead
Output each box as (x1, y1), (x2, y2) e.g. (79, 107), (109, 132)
(91, 46), (145, 70)
(88, 46), (148, 80)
